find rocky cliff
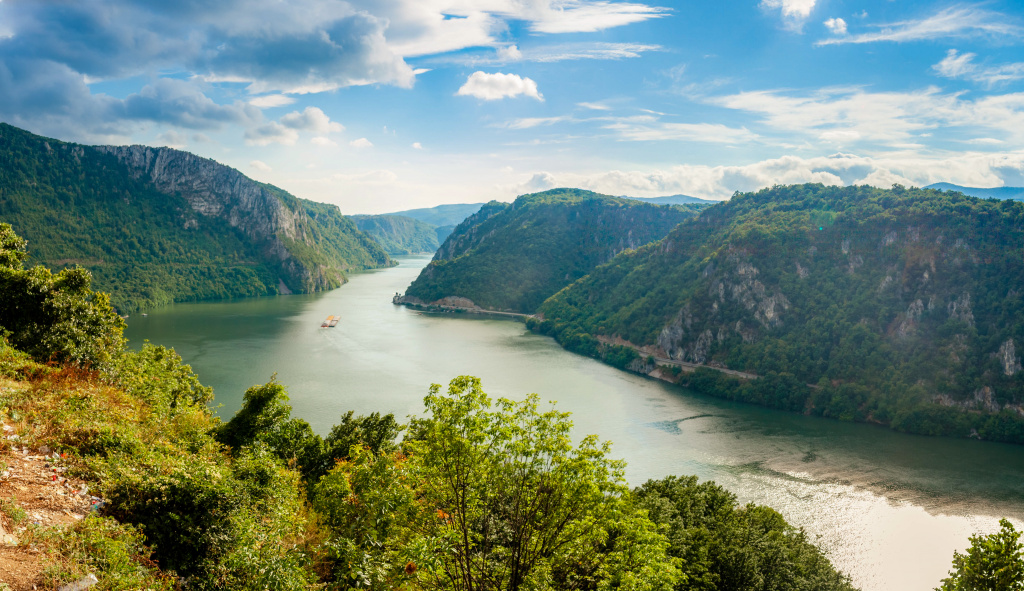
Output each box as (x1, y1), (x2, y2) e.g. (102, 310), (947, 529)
(402, 189), (704, 313)
(534, 183), (1024, 443)
(0, 123), (389, 311)
(96, 145), (390, 293)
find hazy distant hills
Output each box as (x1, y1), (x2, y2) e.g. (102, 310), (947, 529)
(0, 123), (391, 312)
(925, 182), (1024, 200)
(355, 203), (489, 254)
(388, 203), (487, 227)
(621, 193), (720, 205)
(351, 214), (441, 255)
(533, 183), (1024, 443)
(400, 188), (705, 313)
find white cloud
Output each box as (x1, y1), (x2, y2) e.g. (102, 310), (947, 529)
(817, 6), (1022, 46)
(497, 44), (523, 61)
(373, 0), (666, 57)
(824, 17), (847, 35)
(578, 102), (612, 111)
(350, 137), (373, 148)
(933, 49), (1024, 87)
(244, 122), (299, 146)
(604, 121), (759, 144)
(411, 142), (423, 149)
(761, 0), (817, 29)
(711, 86), (1024, 147)
(280, 106), (344, 133)
(249, 94), (296, 108)
(761, 0), (816, 19)
(250, 160), (272, 172)
(513, 151), (1024, 200)
(456, 71), (543, 101)
(311, 136), (338, 146)
(501, 116), (574, 129)
(155, 130), (188, 148)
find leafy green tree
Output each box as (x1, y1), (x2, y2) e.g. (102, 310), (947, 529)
(0, 222), (125, 366)
(405, 376), (679, 591)
(938, 519), (1024, 591)
(635, 475), (856, 591)
(302, 410), (403, 485)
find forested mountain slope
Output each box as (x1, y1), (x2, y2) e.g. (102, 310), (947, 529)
(351, 214), (440, 254)
(401, 188), (704, 313)
(533, 184), (1024, 443)
(0, 123), (390, 312)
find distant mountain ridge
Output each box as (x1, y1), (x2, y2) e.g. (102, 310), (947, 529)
(387, 203), (487, 227)
(351, 214), (440, 255)
(926, 182), (1024, 200)
(0, 123), (391, 312)
(621, 193), (720, 205)
(532, 183), (1024, 444)
(400, 188), (706, 313)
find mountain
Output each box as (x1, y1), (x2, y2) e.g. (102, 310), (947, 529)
(351, 214), (440, 254)
(388, 202), (487, 227)
(621, 193), (720, 205)
(532, 183), (1024, 443)
(926, 182), (1024, 200)
(399, 188), (705, 314)
(0, 123), (391, 312)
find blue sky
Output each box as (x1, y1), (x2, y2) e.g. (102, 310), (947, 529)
(1, 0), (1023, 213)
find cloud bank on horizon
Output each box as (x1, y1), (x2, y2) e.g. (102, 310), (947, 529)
(1, 0), (1023, 212)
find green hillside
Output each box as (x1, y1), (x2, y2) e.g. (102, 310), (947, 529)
(402, 188), (704, 313)
(352, 214), (440, 254)
(533, 183), (1024, 443)
(0, 123), (391, 312)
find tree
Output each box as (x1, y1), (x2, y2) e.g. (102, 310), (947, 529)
(405, 375), (679, 591)
(938, 519), (1024, 591)
(0, 222), (125, 366)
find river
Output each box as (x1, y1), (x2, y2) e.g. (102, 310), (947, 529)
(124, 255), (1024, 591)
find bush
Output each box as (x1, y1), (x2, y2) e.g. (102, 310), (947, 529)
(0, 223), (125, 366)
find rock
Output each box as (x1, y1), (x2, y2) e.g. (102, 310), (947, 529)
(58, 573), (99, 591)
(998, 339), (1022, 376)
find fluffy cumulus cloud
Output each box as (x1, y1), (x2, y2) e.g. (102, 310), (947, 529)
(518, 151), (1024, 200)
(279, 107), (344, 134)
(0, 0), (665, 139)
(457, 72), (544, 101)
(816, 5), (1023, 46)
(761, 0), (817, 28)
(350, 137), (373, 148)
(824, 17), (847, 35)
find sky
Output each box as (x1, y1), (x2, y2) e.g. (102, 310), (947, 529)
(1, 0), (1023, 213)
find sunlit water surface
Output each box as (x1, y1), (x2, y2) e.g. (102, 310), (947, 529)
(125, 255), (1024, 591)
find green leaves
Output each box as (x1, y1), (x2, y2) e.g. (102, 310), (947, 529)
(406, 376), (678, 591)
(938, 519), (1024, 591)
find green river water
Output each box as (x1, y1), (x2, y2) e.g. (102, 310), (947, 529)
(124, 255), (1024, 591)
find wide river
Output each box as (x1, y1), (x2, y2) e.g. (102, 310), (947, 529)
(125, 255), (1024, 591)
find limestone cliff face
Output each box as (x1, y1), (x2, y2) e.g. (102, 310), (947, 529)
(95, 145), (389, 292)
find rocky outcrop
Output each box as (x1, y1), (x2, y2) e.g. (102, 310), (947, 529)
(94, 145), (388, 292)
(998, 339), (1022, 376)
(947, 292), (975, 328)
(657, 258), (789, 363)
(96, 145), (300, 245)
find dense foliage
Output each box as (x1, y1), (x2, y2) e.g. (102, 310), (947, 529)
(0, 123), (390, 312)
(635, 476), (855, 591)
(937, 519), (1024, 591)
(404, 189), (703, 313)
(352, 214), (441, 254)
(0, 222), (125, 366)
(0, 220), (858, 589)
(534, 184), (1024, 443)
